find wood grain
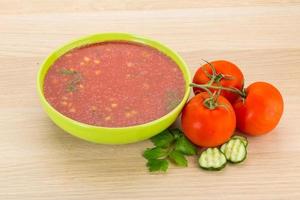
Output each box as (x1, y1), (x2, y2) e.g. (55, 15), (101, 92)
(0, 1), (300, 199)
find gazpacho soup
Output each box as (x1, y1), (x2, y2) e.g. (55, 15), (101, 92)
(43, 42), (185, 127)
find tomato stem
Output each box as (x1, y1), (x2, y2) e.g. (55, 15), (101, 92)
(190, 60), (246, 109)
(190, 83), (246, 98)
(202, 59), (217, 77)
(191, 83), (213, 96)
(202, 59), (216, 85)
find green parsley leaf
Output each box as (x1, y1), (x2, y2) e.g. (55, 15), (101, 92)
(169, 151), (188, 167)
(175, 135), (197, 155)
(143, 128), (198, 172)
(171, 128), (183, 139)
(146, 159), (169, 172)
(143, 147), (168, 160)
(66, 83), (77, 92)
(151, 129), (174, 148)
(64, 72), (82, 92)
(60, 68), (77, 75)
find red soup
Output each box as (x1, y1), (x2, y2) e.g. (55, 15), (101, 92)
(44, 42), (185, 127)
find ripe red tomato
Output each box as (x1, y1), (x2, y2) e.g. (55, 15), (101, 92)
(233, 82), (284, 136)
(181, 92), (236, 147)
(193, 60), (244, 103)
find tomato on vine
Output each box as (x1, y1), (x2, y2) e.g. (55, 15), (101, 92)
(181, 92), (236, 147)
(192, 60), (244, 103)
(233, 82), (284, 136)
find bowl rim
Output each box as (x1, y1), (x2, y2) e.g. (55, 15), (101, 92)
(37, 32), (191, 131)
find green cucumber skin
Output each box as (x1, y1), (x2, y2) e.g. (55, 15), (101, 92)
(220, 138), (247, 164)
(227, 139), (247, 164)
(232, 135), (248, 147)
(198, 148), (227, 171)
(220, 143), (227, 154)
(199, 161), (227, 171)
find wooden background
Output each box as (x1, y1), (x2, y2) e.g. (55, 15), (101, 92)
(1, 1), (300, 199)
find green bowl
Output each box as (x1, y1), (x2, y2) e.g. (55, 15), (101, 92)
(37, 33), (191, 144)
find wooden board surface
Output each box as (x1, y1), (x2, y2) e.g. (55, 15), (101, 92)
(1, 1), (300, 199)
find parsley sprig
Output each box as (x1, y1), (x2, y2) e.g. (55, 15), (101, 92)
(143, 129), (197, 172)
(59, 68), (82, 92)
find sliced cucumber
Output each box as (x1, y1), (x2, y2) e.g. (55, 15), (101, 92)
(232, 135), (248, 147)
(220, 143), (227, 154)
(199, 148), (227, 171)
(220, 139), (247, 163)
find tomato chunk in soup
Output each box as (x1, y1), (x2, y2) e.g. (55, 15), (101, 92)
(43, 42), (185, 127)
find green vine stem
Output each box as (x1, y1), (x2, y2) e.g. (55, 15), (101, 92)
(191, 60), (247, 109)
(191, 83), (213, 96)
(190, 83), (246, 98)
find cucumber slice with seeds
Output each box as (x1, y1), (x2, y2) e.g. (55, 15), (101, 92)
(232, 135), (248, 147)
(199, 148), (227, 171)
(220, 139), (247, 163)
